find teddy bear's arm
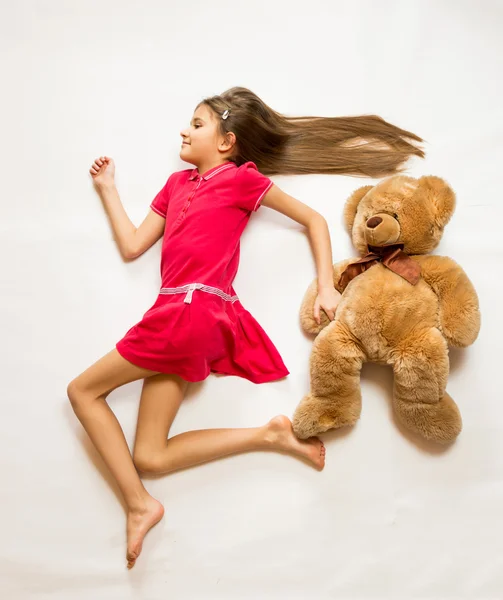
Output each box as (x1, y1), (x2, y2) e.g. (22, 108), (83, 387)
(299, 258), (355, 335)
(411, 255), (480, 347)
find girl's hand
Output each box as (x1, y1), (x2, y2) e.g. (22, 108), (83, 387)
(90, 155), (115, 188)
(313, 286), (342, 325)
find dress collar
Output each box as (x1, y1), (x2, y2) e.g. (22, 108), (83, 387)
(189, 161), (236, 181)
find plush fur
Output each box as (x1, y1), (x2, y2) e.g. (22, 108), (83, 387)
(293, 175), (480, 444)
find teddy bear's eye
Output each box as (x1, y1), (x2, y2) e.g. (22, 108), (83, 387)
(393, 213), (399, 221)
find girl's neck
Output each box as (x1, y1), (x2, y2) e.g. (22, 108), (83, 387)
(195, 158), (232, 178)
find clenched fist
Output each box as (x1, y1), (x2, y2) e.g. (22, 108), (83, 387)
(90, 156), (115, 188)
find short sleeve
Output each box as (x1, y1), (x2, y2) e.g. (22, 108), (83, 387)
(235, 162), (274, 212)
(150, 173), (176, 218)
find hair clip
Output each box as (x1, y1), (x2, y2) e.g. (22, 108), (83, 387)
(222, 109), (230, 120)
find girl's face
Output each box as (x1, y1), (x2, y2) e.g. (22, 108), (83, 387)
(179, 104), (233, 166)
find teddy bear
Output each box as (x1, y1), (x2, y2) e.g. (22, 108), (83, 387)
(293, 175), (480, 444)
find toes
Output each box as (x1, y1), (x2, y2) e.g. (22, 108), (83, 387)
(319, 441), (326, 459)
(127, 542), (140, 563)
(127, 552), (138, 568)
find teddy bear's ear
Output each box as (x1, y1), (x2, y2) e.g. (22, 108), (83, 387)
(344, 185), (373, 233)
(417, 176), (456, 228)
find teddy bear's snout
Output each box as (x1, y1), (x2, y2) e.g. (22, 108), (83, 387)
(364, 212), (401, 246)
(366, 217), (382, 229)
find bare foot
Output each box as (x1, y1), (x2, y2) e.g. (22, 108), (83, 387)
(263, 415), (326, 470)
(126, 495), (164, 569)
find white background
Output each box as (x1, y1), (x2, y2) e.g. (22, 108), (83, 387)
(1, 1), (502, 598)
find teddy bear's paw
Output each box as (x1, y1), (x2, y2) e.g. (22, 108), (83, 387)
(299, 280), (332, 336)
(300, 317), (327, 336)
(292, 394), (359, 439)
(300, 306), (330, 336)
(394, 392), (462, 443)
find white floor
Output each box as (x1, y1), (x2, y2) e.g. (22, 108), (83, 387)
(2, 1), (502, 598)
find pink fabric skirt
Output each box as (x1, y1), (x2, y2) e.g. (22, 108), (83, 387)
(115, 284), (289, 384)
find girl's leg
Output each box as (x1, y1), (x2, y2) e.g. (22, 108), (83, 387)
(132, 375), (326, 476)
(67, 348), (163, 569)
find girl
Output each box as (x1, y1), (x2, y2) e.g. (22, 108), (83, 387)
(67, 87), (423, 569)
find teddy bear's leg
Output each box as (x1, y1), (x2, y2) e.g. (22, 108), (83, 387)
(293, 321), (366, 439)
(392, 328), (462, 443)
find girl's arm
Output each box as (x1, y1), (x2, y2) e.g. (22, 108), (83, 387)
(97, 183), (165, 259)
(90, 156), (165, 260)
(261, 184), (341, 324)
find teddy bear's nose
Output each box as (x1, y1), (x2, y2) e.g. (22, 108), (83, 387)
(366, 216), (382, 229)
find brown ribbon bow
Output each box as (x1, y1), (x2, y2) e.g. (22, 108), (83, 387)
(338, 243), (421, 290)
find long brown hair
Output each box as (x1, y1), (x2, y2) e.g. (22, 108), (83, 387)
(199, 87), (424, 178)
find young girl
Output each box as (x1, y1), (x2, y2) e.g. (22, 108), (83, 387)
(67, 87), (423, 569)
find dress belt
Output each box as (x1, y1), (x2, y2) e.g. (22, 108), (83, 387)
(159, 283), (239, 304)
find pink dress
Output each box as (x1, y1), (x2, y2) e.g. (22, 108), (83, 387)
(115, 160), (290, 383)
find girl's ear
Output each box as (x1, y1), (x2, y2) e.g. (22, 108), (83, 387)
(219, 131), (236, 152)
(344, 185), (373, 233)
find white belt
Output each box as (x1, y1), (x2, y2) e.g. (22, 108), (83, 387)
(159, 283), (239, 304)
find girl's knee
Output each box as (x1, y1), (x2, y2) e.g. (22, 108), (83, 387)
(67, 378), (95, 409)
(133, 447), (166, 475)
(67, 378), (79, 403)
